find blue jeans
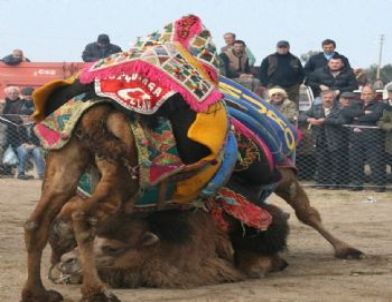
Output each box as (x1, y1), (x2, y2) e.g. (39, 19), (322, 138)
(16, 145), (45, 176)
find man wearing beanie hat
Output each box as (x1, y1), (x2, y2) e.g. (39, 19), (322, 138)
(266, 86), (298, 123)
(82, 33), (122, 62)
(259, 40), (304, 106)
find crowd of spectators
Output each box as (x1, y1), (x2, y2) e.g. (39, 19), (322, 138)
(0, 86), (45, 180)
(219, 35), (392, 191)
(1, 35), (392, 190)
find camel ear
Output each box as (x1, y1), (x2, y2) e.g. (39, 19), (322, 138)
(140, 232), (159, 247)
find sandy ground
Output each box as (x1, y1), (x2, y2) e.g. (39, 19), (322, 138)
(1, 178), (392, 302)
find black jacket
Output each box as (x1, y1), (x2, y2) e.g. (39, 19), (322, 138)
(304, 52), (351, 76)
(307, 66), (358, 97)
(1, 54), (30, 65)
(342, 101), (387, 144)
(341, 101), (387, 126)
(258, 53), (304, 87)
(2, 98), (38, 148)
(82, 42), (122, 62)
(300, 104), (348, 151)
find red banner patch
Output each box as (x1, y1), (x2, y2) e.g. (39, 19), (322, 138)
(96, 73), (176, 114)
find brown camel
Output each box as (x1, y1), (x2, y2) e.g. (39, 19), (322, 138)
(21, 99), (363, 302)
(50, 203), (289, 289)
(21, 104), (138, 302)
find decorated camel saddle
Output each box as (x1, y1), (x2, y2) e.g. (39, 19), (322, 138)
(32, 15), (297, 231)
(34, 15), (231, 203)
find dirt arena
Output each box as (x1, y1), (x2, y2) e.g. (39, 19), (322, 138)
(1, 178), (392, 302)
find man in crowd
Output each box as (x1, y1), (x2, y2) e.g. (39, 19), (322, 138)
(220, 40), (260, 91)
(82, 34), (122, 62)
(304, 39), (351, 76)
(15, 121), (45, 180)
(19, 87), (35, 115)
(307, 56), (357, 99)
(300, 90), (348, 189)
(382, 86), (392, 107)
(378, 87), (392, 178)
(1, 49), (30, 65)
(258, 40), (304, 106)
(343, 86), (386, 191)
(266, 86), (298, 123)
(1, 87), (24, 176)
(335, 91), (358, 187)
(221, 32), (256, 66)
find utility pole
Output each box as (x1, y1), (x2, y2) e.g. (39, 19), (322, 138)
(376, 34), (384, 80)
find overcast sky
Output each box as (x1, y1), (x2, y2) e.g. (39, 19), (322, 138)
(1, 0), (391, 68)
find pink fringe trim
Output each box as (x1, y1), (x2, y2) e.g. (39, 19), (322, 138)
(174, 15), (203, 48)
(231, 118), (275, 172)
(79, 60), (223, 112)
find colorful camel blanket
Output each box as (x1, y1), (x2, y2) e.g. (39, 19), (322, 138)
(208, 187), (272, 231)
(33, 95), (106, 150)
(78, 15), (222, 114)
(34, 94), (229, 205)
(32, 15), (222, 122)
(220, 76), (298, 163)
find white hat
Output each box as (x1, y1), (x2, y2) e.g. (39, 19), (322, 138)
(267, 86), (287, 99)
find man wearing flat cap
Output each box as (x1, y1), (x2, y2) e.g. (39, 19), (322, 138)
(339, 91), (358, 108)
(259, 40), (304, 107)
(82, 34), (122, 62)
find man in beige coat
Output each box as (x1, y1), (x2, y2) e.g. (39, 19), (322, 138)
(266, 86), (298, 123)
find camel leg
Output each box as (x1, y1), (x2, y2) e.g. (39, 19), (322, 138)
(21, 140), (89, 302)
(71, 158), (135, 302)
(49, 196), (84, 265)
(275, 168), (364, 259)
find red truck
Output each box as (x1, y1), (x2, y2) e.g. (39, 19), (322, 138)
(0, 61), (85, 99)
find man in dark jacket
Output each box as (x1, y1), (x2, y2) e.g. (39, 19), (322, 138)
(307, 56), (357, 98)
(1, 49), (30, 65)
(258, 40), (304, 105)
(300, 90), (348, 188)
(82, 34), (122, 62)
(304, 39), (351, 76)
(343, 86), (387, 191)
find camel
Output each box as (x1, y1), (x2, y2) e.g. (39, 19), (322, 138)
(49, 201), (289, 288)
(21, 92), (364, 302)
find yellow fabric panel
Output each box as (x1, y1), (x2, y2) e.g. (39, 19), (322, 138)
(174, 101), (228, 201)
(32, 76), (77, 122)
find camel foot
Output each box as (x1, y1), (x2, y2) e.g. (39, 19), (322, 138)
(81, 289), (120, 302)
(335, 247), (365, 260)
(21, 288), (64, 302)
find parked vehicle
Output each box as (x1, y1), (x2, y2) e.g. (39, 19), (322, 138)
(0, 62), (84, 99)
